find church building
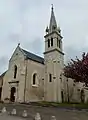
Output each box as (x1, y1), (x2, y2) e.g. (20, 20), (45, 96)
(0, 5), (66, 103)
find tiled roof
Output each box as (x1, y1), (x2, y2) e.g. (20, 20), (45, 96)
(22, 49), (44, 64)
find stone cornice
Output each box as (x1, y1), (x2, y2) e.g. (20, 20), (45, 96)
(44, 48), (64, 55)
(44, 31), (63, 39)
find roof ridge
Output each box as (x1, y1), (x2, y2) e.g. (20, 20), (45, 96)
(0, 70), (7, 77)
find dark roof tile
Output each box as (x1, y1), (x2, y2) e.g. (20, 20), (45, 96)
(22, 49), (44, 64)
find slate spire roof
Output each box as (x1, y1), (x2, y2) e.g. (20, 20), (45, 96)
(49, 4), (57, 33)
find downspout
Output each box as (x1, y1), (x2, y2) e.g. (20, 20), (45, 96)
(24, 58), (27, 103)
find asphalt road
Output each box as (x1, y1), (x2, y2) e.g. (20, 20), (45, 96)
(0, 103), (88, 120)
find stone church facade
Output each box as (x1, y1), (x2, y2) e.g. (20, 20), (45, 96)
(0, 5), (88, 103)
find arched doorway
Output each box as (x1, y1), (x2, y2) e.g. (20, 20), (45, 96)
(81, 89), (85, 103)
(0, 87), (2, 100)
(61, 91), (64, 103)
(10, 87), (16, 102)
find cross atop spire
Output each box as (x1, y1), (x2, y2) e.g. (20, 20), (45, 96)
(18, 43), (20, 46)
(49, 4), (57, 33)
(51, 4), (53, 10)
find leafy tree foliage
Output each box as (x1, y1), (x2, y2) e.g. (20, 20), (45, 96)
(64, 52), (88, 86)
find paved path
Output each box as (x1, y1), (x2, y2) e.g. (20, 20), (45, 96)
(0, 103), (88, 120)
(0, 114), (23, 120)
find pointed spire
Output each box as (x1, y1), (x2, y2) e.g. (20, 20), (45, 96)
(51, 4), (53, 11)
(49, 4), (57, 33)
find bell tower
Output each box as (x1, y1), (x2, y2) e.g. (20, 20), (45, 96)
(44, 5), (64, 102)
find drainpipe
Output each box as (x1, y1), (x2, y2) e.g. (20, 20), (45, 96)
(24, 59), (27, 103)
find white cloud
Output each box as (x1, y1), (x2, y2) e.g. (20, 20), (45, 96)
(0, 0), (88, 73)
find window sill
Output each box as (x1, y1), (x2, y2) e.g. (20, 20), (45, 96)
(32, 84), (38, 87)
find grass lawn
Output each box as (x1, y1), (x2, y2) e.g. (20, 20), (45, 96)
(30, 101), (88, 109)
(1, 101), (88, 109)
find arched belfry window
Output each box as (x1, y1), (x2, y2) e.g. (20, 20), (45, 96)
(57, 38), (59, 47)
(33, 73), (37, 85)
(14, 65), (17, 79)
(59, 40), (60, 48)
(48, 39), (50, 48)
(51, 37), (53, 46)
(57, 38), (61, 48)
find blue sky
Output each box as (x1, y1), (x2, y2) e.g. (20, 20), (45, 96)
(0, 0), (88, 74)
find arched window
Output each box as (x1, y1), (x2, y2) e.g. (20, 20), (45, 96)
(81, 90), (85, 103)
(57, 38), (59, 47)
(49, 73), (52, 82)
(61, 91), (64, 103)
(51, 38), (53, 46)
(48, 39), (50, 48)
(33, 73), (37, 85)
(59, 40), (60, 48)
(14, 65), (17, 79)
